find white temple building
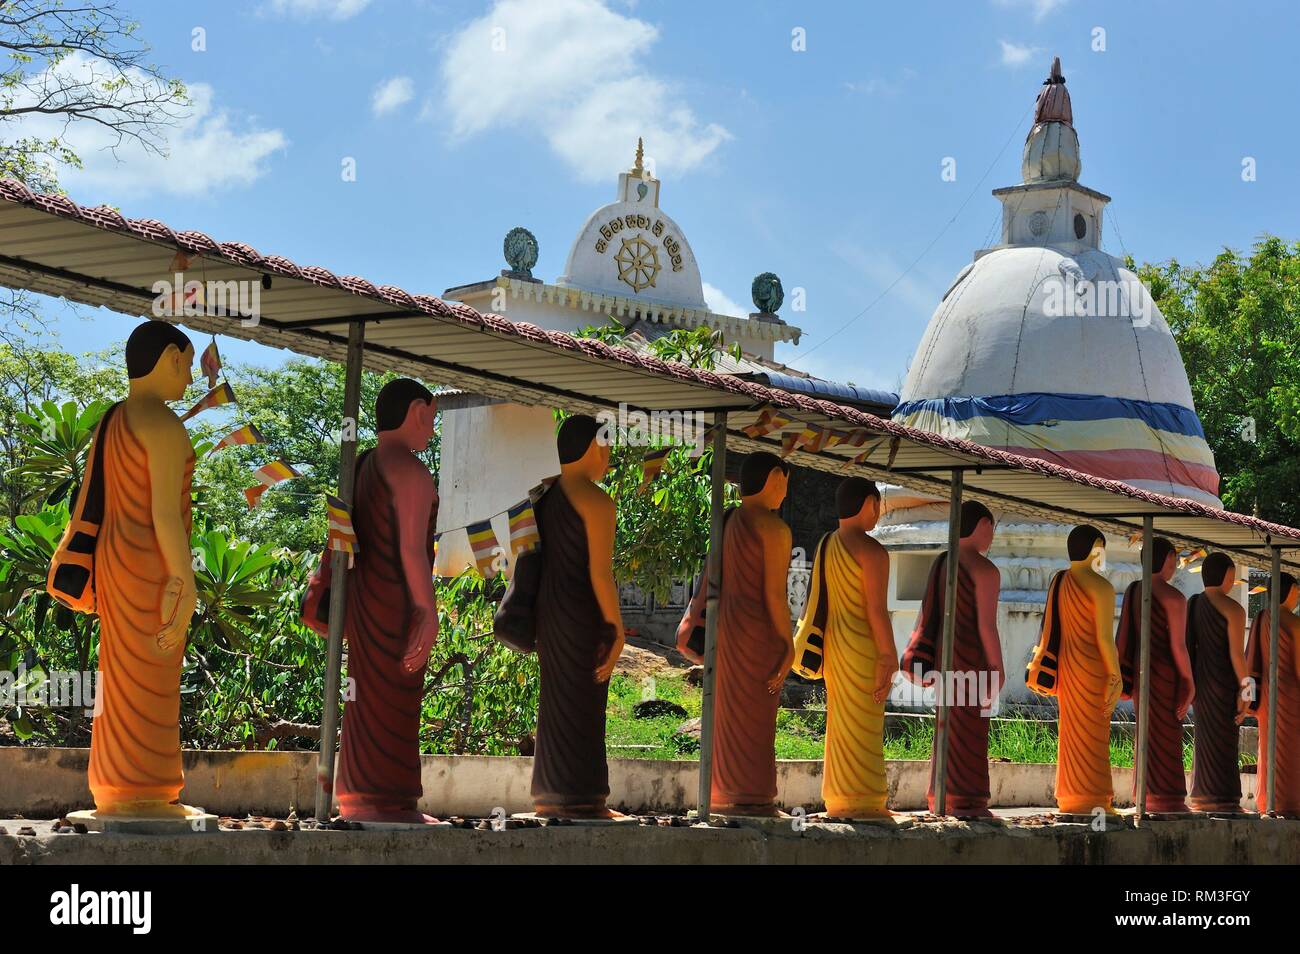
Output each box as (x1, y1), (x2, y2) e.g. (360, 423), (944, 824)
(881, 59), (1224, 707)
(434, 143), (811, 576)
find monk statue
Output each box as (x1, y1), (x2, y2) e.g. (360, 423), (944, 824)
(336, 378), (440, 824)
(1041, 525), (1120, 816)
(819, 477), (898, 819)
(530, 414), (625, 818)
(902, 501), (1005, 818)
(1186, 552), (1247, 814)
(68, 321), (202, 821)
(709, 451), (794, 816)
(1245, 573), (1300, 817)
(1115, 536), (1193, 814)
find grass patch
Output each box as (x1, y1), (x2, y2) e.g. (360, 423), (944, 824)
(604, 673), (1207, 771)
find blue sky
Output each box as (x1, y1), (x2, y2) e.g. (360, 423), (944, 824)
(24, 0), (1300, 394)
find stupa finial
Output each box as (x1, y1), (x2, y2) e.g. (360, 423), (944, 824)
(632, 137), (645, 177)
(1033, 56), (1073, 127)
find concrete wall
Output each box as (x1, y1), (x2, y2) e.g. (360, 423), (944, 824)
(0, 747), (1261, 819)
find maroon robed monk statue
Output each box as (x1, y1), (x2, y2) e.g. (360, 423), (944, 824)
(333, 378), (440, 824)
(530, 414), (626, 818)
(1116, 536), (1193, 814)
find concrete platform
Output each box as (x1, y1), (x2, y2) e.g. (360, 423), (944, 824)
(0, 747), (1265, 819)
(3, 812), (1297, 865)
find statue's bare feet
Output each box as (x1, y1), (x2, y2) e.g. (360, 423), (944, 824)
(533, 803), (621, 820)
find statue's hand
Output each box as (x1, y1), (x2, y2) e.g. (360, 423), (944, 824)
(873, 654), (898, 704)
(595, 648), (620, 684)
(402, 606), (438, 675)
(157, 576), (195, 653)
(1103, 673), (1122, 712)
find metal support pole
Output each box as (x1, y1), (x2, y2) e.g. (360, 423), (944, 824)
(1134, 515), (1154, 821)
(1267, 545), (1281, 815)
(314, 320), (366, 822)
(696, 413), (727, 822)
(933, 469), (963, 816)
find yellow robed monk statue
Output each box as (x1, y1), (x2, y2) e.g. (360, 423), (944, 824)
(810, 477), (898, 819)
(1029, 524), (1121, 816)
(51, 320), (210, 827)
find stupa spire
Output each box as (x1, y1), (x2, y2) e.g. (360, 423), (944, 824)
(631, 137), (645, 177)
(1021, 55), (1080, 184)
(1033, 56), (1073, 126)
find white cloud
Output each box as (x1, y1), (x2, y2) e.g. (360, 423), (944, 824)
(371, 76), (414, 117)
(993, 0), (1068, 21)
(999, 39), (1040, 67)
(13, 53), (286, 198)
(265, 0), (373, 19)
(702, 281), (747, 317)
(439, 0), (730, 182)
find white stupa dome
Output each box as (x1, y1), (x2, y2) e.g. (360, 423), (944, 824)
(893, 58), (1220, 507)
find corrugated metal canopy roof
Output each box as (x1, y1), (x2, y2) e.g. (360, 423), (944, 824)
(2, 177), (1299, 572)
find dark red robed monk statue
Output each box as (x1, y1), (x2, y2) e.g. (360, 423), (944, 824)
(334, 378), (440, 824)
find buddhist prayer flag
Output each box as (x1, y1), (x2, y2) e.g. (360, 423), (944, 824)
(325, 494), (358, 568)
(507, 499), (540, 555)
(780, 431), (801, 458)
(1248, 584), (1267, 594)
(209, 423), (266, 455)
(852, 439), (885, 466)
(255, 459), (301, 485)
(841, 429), (870, 448)
(181, 381), (237, 422)
(244, 459), (302, 509)
(467, 518), (500, 578)
(200, 340), (222, 389)
(886, 437), (901, 470)
(742, 406), (793, 439)
(796, 423), (834, 453)
(639, 447), (671, 491)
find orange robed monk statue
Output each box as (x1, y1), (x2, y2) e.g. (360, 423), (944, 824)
(1185, 552), (1247, 814)
(902, 500), (1004, 818)
(335, 379), (440, 824)
(1115, 536), (1193, 814)
(52, 321), (208, 825)
(1030, 525), (1120, 816)
(530, 414), (625, 818)
(691, 451), (794, 817)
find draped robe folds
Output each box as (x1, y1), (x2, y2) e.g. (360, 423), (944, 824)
(1116, 581), (1190, 812)
(88, 409), (194, 812)
(821, 534), (888, 817)
(712, 506), (788, 813)
(902, 552), (992, 816)
(336, 452), (437, 816)
(1051, 571), (1116, 814)
(1186, 594), (1242, 812)
(1247, 611), (1300, 816)
(530, 482), (617, 811)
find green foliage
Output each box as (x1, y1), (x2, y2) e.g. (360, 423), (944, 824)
(1138, 236), (1300, 525)
(11, 398), (111, 507)
(421, 571), (539, 755)
(190, 358), (433, 553)
(189, 523), (281, 651)
(0, 339), (122, 521)
(574, 320), (739, 600)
